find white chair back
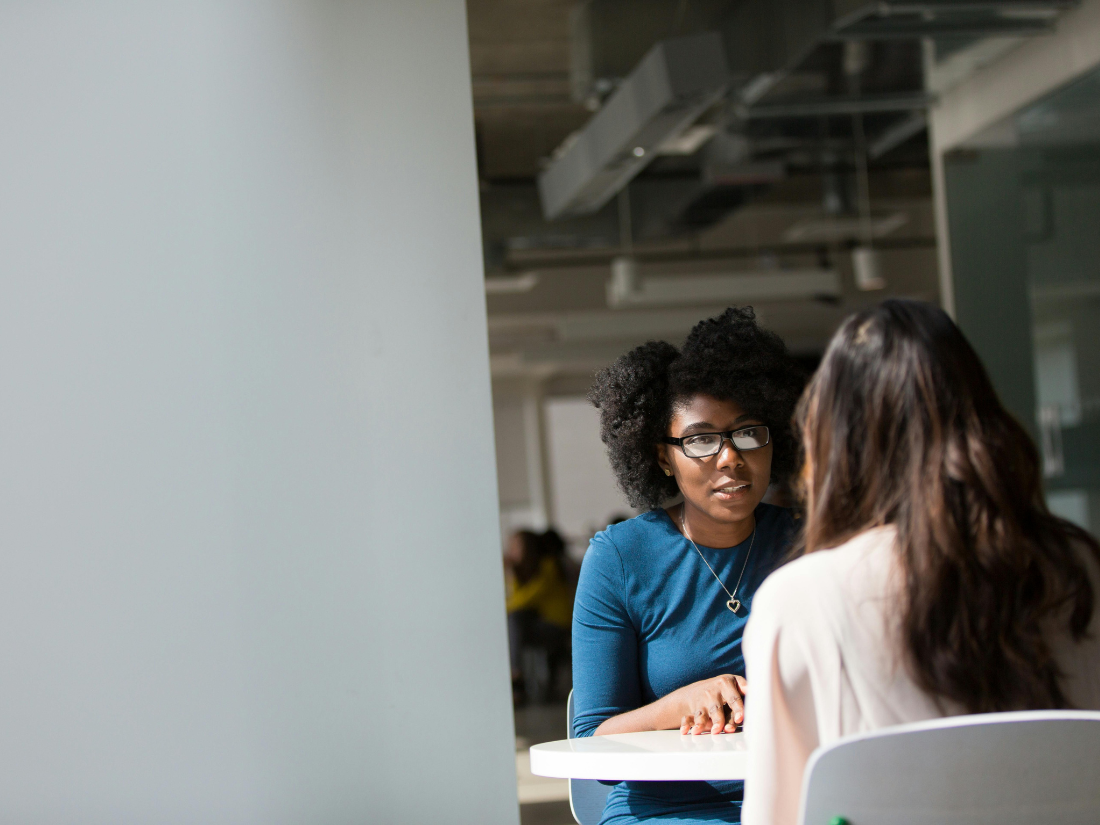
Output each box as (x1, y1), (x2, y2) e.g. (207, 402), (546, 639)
(566, 689), (613, 825)
(799, 710), (1100, 825)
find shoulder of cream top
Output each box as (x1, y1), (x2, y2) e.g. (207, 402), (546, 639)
(751, 527), (898, 622)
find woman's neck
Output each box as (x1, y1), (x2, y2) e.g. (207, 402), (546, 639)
(675, 501), (756, 549)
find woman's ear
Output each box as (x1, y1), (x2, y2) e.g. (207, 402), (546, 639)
(657, 445), (674, 477)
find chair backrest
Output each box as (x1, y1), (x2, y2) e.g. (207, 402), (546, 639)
(567, 690), (613, 825)
(799, 710), (1100, 825)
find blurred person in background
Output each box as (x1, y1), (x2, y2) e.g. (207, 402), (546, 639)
(741, 300), (1100, 825)
(540, 527), (578, 586)
(505, 529), (573, 705)
(575, 307), (806, 824)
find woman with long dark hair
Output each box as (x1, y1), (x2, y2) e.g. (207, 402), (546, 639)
(576, 307), (806, 824)
(741, 299), (1100, 825)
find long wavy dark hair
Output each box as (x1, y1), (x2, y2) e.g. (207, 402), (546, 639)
(796, 299), (1100, 713)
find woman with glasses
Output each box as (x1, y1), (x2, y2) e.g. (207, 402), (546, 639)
(573, 307), (806, 824)
(740, 300), (1100, 825)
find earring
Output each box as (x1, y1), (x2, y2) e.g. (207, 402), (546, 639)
(664, 469), (672, 476)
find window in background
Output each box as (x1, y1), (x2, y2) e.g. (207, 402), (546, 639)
(947, 66), (1100, 534)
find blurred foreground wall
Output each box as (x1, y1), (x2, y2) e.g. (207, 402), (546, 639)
(0, 2), (517, 822)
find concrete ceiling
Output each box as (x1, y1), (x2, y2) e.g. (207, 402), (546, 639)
(467, 0), (589, 179)
(465, 1), (1050, 388)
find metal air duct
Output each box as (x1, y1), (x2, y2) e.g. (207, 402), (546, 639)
(537, 32), (729, 221)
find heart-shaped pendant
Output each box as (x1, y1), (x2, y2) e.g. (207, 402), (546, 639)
(727, 598), (741, 613)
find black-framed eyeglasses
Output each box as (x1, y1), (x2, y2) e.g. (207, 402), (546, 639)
(661, 426), (770, 458)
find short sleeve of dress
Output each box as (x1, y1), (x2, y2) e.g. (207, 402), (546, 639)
(571, 531), (641, 738)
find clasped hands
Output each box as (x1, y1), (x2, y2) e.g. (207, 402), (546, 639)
(671, 674), (747, 735)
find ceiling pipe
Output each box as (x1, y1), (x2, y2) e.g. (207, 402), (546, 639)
(737, 92), (935, 119)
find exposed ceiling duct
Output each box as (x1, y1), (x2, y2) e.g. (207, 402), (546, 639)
(469, 0), (1015, 381)
(537, 32), (729, 220)
(827, 1), (1074, 40)
(719, 0), (1076, 83)
(538, 0), (1077, 228)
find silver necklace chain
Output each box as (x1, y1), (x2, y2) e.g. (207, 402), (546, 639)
(681, 504), (755, 614)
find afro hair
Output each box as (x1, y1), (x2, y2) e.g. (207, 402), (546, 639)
(588, 307), (806, 510)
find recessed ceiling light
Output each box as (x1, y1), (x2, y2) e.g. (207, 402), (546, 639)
(485, 272), (539, 294)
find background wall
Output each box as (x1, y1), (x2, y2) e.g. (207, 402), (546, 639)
(544, 397), (636, 540)
(0, 2), (517, 822)
(493, 382), (637, 553)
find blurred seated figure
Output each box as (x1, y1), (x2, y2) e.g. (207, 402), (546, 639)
(505, 529), (573, 705)
(540, 527), (581, 592)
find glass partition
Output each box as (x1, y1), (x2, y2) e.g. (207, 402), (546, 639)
(945, 66), (1100, 533)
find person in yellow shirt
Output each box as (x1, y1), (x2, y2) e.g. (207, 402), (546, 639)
(505, 529), (573, 704)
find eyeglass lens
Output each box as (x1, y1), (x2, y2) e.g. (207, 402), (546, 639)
(681, 427), (769, 457)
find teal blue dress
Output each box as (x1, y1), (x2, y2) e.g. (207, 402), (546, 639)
(572, 504), (794, 824)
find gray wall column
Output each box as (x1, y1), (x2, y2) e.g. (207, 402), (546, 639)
(0, 2), (517, 822)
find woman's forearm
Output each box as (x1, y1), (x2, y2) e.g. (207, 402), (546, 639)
(593, 693), (683, 735)
(591, 674), (747, 736)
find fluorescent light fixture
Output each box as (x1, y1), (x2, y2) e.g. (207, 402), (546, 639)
(783, 212), (908, 243)
(607, 256), (840, 308)
(485, 272), (539, 294)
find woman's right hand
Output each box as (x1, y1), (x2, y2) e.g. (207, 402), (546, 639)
(667, 674), (747, 735)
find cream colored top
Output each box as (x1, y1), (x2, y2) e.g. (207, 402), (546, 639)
(740, 526), (1100, 825)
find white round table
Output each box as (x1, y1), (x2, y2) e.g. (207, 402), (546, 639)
(529, 730), (748, 781)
